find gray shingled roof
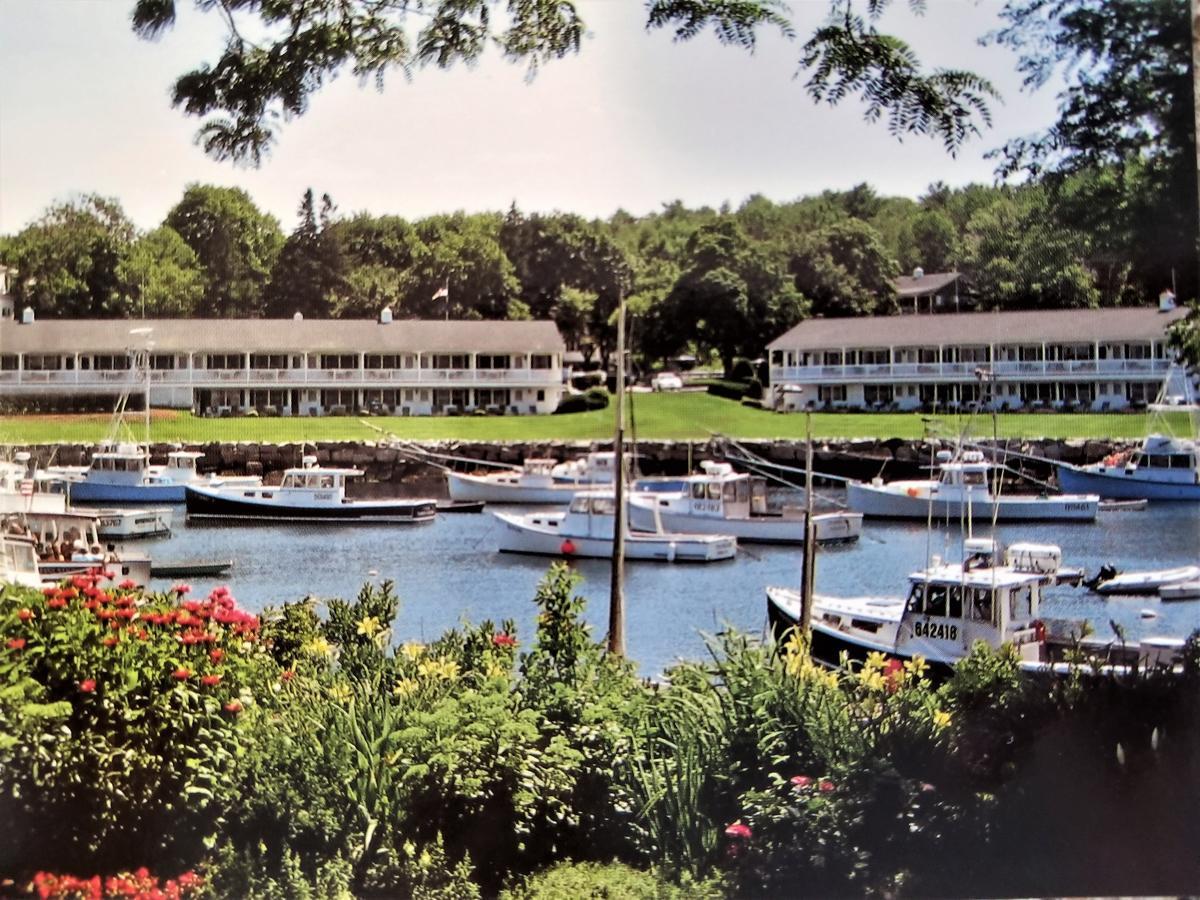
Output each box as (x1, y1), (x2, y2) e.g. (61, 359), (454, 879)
(894, 271), (963, 298)
(0, 318), (565, 354)
(767, 307), (1189, 351)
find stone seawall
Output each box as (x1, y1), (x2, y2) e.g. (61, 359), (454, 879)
(17, 437), (1132, 497)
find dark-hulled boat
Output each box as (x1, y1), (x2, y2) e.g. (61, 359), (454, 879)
(185, 459), (437, 523)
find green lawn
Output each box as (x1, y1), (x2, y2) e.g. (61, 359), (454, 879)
(0, 392), (1177, 444)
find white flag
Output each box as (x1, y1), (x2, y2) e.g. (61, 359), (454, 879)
(432, 284), (449, 300)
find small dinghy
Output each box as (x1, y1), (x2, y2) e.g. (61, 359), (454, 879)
(150, 559), (233, 578)
(1087, 564), (1200, 596)
(1158, 580), (1200, 602)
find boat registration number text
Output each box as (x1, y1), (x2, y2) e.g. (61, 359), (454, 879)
(912, 620), (958, 641)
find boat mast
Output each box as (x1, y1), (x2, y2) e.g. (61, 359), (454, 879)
(800, 408), (815, 639)
(607, 290), (627, 657)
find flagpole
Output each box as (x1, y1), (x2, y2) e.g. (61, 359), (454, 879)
(608, 289), (627, 658)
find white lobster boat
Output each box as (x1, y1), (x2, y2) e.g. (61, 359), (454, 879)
(847, 450), (1099, 521)
(494, 490), (737, 562)
(52, 447), (259, 504)
(767, 539), (1183, 672)
(447, 452), (619, 504)
(1, 532), (45, 589)
(1087, 564), (1200, 596)
(627, 461), (862, 544)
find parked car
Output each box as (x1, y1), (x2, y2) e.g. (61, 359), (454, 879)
(651, 371), (684, 391)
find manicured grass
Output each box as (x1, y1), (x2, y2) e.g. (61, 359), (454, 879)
(0, 392), (1180, 444)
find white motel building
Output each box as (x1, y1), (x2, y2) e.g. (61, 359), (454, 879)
(0, 305), (567, 417)
(767, 304), (1189, 412)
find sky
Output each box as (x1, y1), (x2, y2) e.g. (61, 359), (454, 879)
(0, 0), (1063, 235)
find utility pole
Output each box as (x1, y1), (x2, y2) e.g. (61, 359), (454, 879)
(608, 291), (627, 657)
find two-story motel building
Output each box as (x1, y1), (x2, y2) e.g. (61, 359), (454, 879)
(767, 305), (1189, 412)
(0, 310), (567, 416)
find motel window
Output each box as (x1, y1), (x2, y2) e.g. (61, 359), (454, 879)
(770, 350), (784, 366)
(951, 346), (989, 363)
(863, 384), (893, 405)
(0, 355), (17, 371)
(1126, 381), (1157, 404)
(204, 354), (243, 370)
(476, 354), (511, 369)
(818, 385), (846, 404)
(94, 355), (132, 371)
(150, 354), (177, 370)
(917, 348), (939, 364)
(424, 354), (469, 369)
(364, 354), (401, 369)
(250, 354), (288, 369)
(858, 348), (889, 365)
(23, 354), (63, 371)
(320, 354), (358, 369)
(1018, 346), (1043, 362)
(531, 354), (553, 370)
(1123, 344), (1151, 360)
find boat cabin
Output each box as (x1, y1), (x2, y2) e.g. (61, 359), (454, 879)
(552, 452), (618, 485)
(1, 532), (42, 588)
(1120, 436), (1200, 484)
(85, 445), (152, 484)
(932, 450), (991, 493)
(279, 466), (361, 491)
(561, 491), (621, 539)
(651, 461), (769, 519)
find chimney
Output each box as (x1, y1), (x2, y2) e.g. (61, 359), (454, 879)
(21, 306), (34, 324)
(1158, 289), (1176, 311)
(379, 307), (393, 324)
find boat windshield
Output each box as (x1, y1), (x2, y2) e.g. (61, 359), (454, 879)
(2, 539), (37, 575)
(907, 582), (966, 619)
(962, 470), (986, 486)
(569, 496), (615, 515)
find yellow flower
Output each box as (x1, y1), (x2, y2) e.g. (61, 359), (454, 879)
(392, 678), (419, 698)
(401, 641), (426, 660)
(328, 684), (352, 704)
(860, 669), (886, 692)
(417, 658), (460, 681)
(904, 656), (929, 680)
(822, 669), (840, 690)
(864, 651), (888, 672)
(357, 616), (382, 637)
(932, 709), (952, 730)
(304, 636), (333, 656)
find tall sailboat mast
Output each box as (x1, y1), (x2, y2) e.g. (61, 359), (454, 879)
(608, 291), (627, 657)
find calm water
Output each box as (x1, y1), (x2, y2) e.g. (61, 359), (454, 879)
(112, 496), (1200, 678)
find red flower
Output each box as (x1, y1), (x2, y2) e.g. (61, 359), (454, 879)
(819, 779), (835, 793)
(79, 679), (96, 693)
(172, 583), (192, 594)
(281, 669), (295, 682)
(18, 608), (33, 621)
(209, 648), (225, 664)
(492, 633), (516, 648)
(724, 821), (752, 841)
(116, 608), (136, 620)
(224, 700), (243, 713)
(790, 775), (813, 791)
(201, 674), (221, 687)
(102, 636), (119, 648)
(7, 637), (26, 650)
(47, 597), (68, 610)
(172, 667), (191, 680)
(41, 586), (57, 597)
(118, 579), (137, 590)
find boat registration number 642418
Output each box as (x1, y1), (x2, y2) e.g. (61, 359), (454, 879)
(913, 620), (958, 641)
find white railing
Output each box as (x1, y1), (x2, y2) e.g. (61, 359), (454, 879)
(2, 366), (564, 389)
(771, 358), (1169, 384)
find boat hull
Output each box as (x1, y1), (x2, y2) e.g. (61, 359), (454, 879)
(447, 472), (579, 504)
(69, 482), (187, 503)
(185, 486), (437, 523)
(493, 512), (736, 562)
(846, 482), (1098, 521)
(1057, 465), (1200, 501)
(1092, 565), (1200, 595)
(627, 500), (862, 544)
(95, 508), (173, 539)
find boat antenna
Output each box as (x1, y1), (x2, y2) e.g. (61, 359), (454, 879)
(799, 408), (816, 641)
(607, 289), (627, 658)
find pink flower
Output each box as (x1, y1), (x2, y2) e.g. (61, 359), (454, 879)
(819, 779), (835, 793)
(79, 679), (96, 693)
(118, 579), (137, 590)
(224, 700), (242, 713)
(790, 775), (813, 791)
(7, 637), (26, 650)
(172, 583), (192, 594)
(724, 821), (752, 841)
(201, 674), (221, 687)
(492, 633), (516, 648)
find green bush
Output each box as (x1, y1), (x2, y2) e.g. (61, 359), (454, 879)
(555, 387), (610, 415)
(703, 380), (748, 402)
(501, 861), (722, 900)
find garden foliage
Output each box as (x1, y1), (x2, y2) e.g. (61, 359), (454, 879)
(2, 566), (1198, 897)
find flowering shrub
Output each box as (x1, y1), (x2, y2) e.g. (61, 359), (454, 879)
(30, 867), (202, 900)
(0, 575), (277, 874)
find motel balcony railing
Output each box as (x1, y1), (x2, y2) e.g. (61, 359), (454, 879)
(769, 357), (1171, 385)
(0, 367), (564, 388)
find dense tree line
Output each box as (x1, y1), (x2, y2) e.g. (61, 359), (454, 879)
(1, 170), (1191, 374)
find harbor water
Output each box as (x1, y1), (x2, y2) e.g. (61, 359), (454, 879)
(113, 496), (1199, 678)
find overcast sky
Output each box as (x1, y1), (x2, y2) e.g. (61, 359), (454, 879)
(0, 1), (1061, 235)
